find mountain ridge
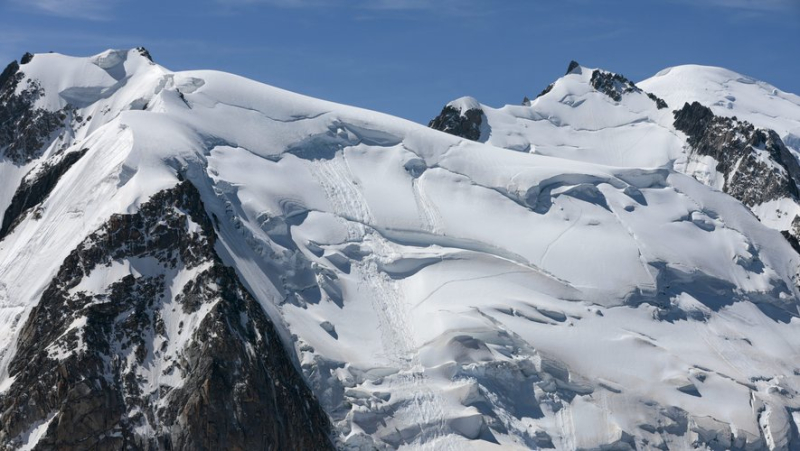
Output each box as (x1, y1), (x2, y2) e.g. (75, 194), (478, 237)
(430, 60), (800, 256)
(0, 49), (799, 450)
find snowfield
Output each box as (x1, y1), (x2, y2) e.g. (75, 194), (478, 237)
(1, 49), (800, 450)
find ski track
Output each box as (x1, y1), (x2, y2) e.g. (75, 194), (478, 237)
(556, 403), (577, 450)
(4, 52), (800, 450)
(312, 155), (371, 240)
(412, 178), (443, 235)
(356, 253), (454, 449)
(540, 201), (582, 268)
(605, 194), (658, 289)
(314, 154), (453, 448)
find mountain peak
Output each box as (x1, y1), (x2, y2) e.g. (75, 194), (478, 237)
(566, 59), (581, 75)
(641, 64), (800, 154)
(20, 52), (34, 65)
(429, 96), (484, 140)
(446, 95), (481, 112)
(3, 51), (800, 450)
(135, 46), (153, 62)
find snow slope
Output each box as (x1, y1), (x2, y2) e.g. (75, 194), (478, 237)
(459, 65), (684, 168)
(1, 50), (800, 449)
(438, 63), (800, 240)
(640, 64), (800, 154)
(641, 64), (800, 231)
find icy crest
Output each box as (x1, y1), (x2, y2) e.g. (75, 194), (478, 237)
(0, 51), (800, 449)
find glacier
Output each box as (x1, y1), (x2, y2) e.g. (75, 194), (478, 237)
(0, 49), (799, 450)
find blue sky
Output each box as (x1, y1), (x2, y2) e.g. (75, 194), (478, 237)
(0, 0), (798, 124)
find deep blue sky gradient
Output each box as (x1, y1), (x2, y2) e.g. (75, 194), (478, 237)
(0, 0), (798, 124)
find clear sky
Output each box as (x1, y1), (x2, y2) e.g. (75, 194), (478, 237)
(0, 0), (798, 124)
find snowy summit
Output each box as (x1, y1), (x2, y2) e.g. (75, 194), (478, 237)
(0, 50), (800, 450)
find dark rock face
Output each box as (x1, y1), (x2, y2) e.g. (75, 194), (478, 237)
(590, 69), (668, 109)
(535, 83), (554, 100)
(0, 180), (333, 450)
(0, 60), (19, 89)
(674, 101), (715, 140)
(781, 230), (800, 254)
(647, 92), (669, 110)
(674, 102), (800, 207)
(0, 60), (67, 165)
(20, 52), (34, 65)
(428, 105), (483, 141)
(781, 216), (800, 255)
(135, 47), (153, 63)
(0, 148), (87, 240)
(590, 69), (639, 102)
(566, 60), (581, 75)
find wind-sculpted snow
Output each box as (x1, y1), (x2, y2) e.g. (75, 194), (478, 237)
(641, 65), (800, 154)
(429, 63), (686, 168)
(434, 62), (800, 265)
(192, 68), (800, 448)
(1, 50), (800, 450)
(0, 147), (87, 240)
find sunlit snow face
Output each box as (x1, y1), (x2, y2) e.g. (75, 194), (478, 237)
(1, 51), (800, 450)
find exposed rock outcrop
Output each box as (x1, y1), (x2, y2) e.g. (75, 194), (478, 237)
(429, 104), (484, 141)
(0, 58), (67, 165)
(590, 69), (639, 102)
(647, 92), (668, 109)
(0, 148), (88, 240)
(135, 47), (153, 63)
(566, 60), (581, 75)
(20, 52), (34, 65)
(674, 101), (800, 207)
(0, 180), (333, 450)
(535, 83), (554, 100)
(590, 69), (668, 109)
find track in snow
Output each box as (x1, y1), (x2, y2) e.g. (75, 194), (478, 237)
(355, 241), (455, 449)
(412, 177), (444, 235)
(311, 154), (455, 448)
(312, 154), (372, 240)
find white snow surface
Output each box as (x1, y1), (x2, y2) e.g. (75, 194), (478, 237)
(17, 412), (56, 451)
(1, 50), (800, 449)
(468, 63), (800, 246)
(640, 64), (800, 155)
(473, 65), (685, 167)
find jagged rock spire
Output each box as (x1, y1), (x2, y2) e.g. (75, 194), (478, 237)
(566, 60), (581, 75)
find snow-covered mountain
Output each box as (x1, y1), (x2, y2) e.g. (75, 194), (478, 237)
(1, 50), (800, 450)
(430, 62), (800, 250)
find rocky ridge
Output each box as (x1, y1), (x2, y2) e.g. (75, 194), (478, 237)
(2, 50), (800, 450)
(589, 69), (668, 109)
(0, 147), (88, 240)
(0, 179), (333, 450)
(0, 57), (69, 165)
(428, 102), (484, 141)
(674, 101), (800, 207)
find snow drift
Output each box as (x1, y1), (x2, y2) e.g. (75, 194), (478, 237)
(0, 50), (799, 450)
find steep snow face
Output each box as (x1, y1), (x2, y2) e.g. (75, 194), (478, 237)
(440, 63), (800, 240)
(641, 65), (800, 233)
(640, 64), (800, 155)
(0, 50), (334, 450)
(1, 50), (800, 450)
(445, 64), (685, 168)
